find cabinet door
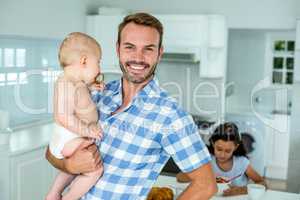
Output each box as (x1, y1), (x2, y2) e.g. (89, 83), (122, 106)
(199, 47), (227, 78)
(86, 15), (123, 73)
(294, 19), (300, 82)
(156, 15), (207, 48)
(265, 115), (290, 180)
(200, 15), (227, 78)
(0, 146), (9, 200)
(10, 147), (57, 200)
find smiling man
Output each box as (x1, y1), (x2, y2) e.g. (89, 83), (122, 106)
(46, 12), (217, 200)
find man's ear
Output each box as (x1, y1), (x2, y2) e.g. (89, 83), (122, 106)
(80, 55), (87, 66)
(158, 45), (164, 61)
(116, 42), (120, 58)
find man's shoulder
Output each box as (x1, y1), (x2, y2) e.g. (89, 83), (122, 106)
(149, 88), (191, 121)
(147, 86), (179, 110)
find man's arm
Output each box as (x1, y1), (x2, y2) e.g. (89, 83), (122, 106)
(45, 139), (102, 174)
(177, 163), (217, 200)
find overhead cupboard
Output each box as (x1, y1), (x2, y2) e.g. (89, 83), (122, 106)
(86, 14), (227, 78)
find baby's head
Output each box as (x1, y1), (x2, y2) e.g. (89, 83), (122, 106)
(208, 122), (247, 163)
(59, 32), (101, 84)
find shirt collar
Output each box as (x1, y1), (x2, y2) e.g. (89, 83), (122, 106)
(110, 76), (160, 109)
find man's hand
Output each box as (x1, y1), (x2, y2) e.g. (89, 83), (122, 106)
(46, 139), (102, 174)
(65, 139), (102, 174)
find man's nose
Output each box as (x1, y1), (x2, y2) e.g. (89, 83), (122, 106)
(133, 49), (145, 62)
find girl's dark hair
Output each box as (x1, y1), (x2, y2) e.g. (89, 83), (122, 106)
(208, 122), (248, 157)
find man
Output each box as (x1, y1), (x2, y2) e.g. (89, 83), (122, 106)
(46, 12), (217, 200)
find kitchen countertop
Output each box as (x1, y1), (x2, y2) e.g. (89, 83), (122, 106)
(154, 175), (300, 200)
(7, 122), (54, 156)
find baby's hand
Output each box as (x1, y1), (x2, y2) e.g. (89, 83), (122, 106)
(89, 81), (105, 91)
(88, 123), (103, 140)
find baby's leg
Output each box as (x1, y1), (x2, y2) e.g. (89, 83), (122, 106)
(46, 171), (75, 200)
(46, 138), (86, 200)
(62, 167), (103, 200)
(61, 137), (86, 158)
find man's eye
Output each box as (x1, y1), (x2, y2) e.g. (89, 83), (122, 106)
(146, 48), (154, 51)
(125, 46), (133, 49)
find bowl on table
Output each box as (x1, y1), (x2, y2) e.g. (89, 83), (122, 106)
(247, 184), (266, 200)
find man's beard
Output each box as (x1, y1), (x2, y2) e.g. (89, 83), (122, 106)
(119, 60), (157, 84)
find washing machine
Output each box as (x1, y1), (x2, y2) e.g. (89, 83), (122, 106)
(225, 113), (266, 176)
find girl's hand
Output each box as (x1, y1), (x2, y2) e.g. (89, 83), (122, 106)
(223, 185), (247, 196)
(88, 123), (103, 140)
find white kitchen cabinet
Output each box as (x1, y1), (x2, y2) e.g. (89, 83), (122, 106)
(155, 15), (208, 48)
(156, 15), (227, 78)
(0, 144), (10, 200)
(294, 19), (300, 82)
(265, 114), (290, 180)
(158, 15), (227, 78)
(10, 146), (57, 200)
(207, 15), (227, 48)
(199, 47), (227, 78)
(200, 15), (227, 78)
(295, 19), (300, 50)
(86, 15), (123, 74)
(87, 14), (227, 78)
(0, 123), (59, 200)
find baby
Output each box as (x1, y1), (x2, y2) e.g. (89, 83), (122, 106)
(46, 32), (104, 200)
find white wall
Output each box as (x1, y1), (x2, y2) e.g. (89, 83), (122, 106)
(226, 29), (268, 113)
(157, 61), (224, 121)
(86, 0), (300, 29)
(0, 0), (87, 38)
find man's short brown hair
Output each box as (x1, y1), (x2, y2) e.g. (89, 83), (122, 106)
(117, 12), (163, 48)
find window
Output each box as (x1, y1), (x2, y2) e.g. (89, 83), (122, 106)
(0, 48), (2, 67)
(19, 72), (28, 84)
(0, 73), (5, 86)
(0, 36), (61, 127)
(267, 34), (295, 86)
(42, 70), (61, 83)
(16, 48), (26, 67)
(7, 73), (18, 85)
(4, 48), (14, 67)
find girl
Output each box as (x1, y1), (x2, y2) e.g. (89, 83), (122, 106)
(176, 122), (266, 196)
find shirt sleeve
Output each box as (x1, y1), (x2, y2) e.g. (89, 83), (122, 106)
(161, 109), (211, 173)
(236, 156), (250, 173)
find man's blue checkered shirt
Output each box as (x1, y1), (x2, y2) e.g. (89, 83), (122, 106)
(83, 77), (211, 200)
